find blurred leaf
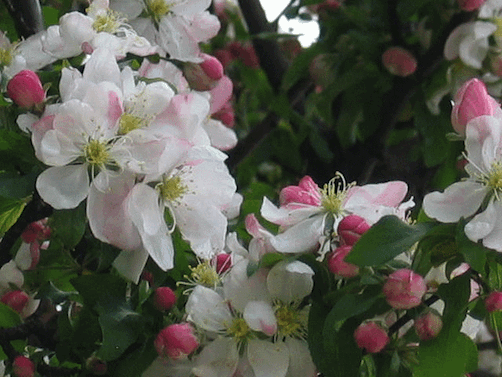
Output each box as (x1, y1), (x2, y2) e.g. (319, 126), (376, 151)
(0, 171), (37, 199)
(456, 220), (487, 276)
(0, 302), (22, 328)
(111, 341), (157, 377)
(0, 196), (28, 236)
(346, 216), (434, 267)
(260, 253), (286, 268)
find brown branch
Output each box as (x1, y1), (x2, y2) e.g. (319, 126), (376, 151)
(1, 0), (44, 38)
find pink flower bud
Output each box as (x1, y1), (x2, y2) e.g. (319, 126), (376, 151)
(381, 47), (417, 77)
(141, 271), (154, 286)
(214, 253), (232, 273)
(383, 269), (427, 309)
(451, 78), (501, 136)
(213, 102), (235, 128)
(7, 70), (45, 108)
(85, 355), (107, 375)
(414, 311), (443, 340)
(200, 53), (224, 80)
(155, 323), (199, 360)
(13, 356), (35, 377)
(153, 287), (177, 312)
(280, 176), (322, 207)
(184, 56), (224, 91)
(328, 245), (359, 278)
(485, 291), (502, 312)
(337, 215), (371, 246)
(354, 322), (389, 353)
(214, 49), (234, 69)
(457, 0), (486, 11)
(1, 291), (29, 314)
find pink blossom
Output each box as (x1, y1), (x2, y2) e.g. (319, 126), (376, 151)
(153, 287), (177, 312)
(451, 78), (501, 136)
(381, 47), (417, 77)
(184, 54), (224, 91)
(7, 70), (45, 108)
(212, 101), (235, 128)
(354, 322), (389, 353)
(383, 269), (426, 309)
(327, 245), (359, 278)
(337, 214), (370, 246)
(155, 323), (199, 360)
(279, 176), (322, 207)
(458, 0), (487, 11)
(414, 311), (443, 340)
(13, 356), (35, 377)
(485, 291), (502, 312)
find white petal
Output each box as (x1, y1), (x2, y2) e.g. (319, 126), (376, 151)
(203, 119), (238, 151)
(36, 165), (89, 209)
(284, 338), (316, 377)
(0, 261), (24, 293)
(113, 248), (149, 284)
(267, 261), (314, 303)
(422, 181), (487, 223)
(192, 337), (238, 377)
(247, 339), (289, 377)
(185, 286), (232, 332)
(468, 200), (502, 251)
(269, 215), (324, 253)
(243, 301), (277, 336)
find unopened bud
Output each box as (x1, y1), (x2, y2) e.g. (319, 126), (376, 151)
(382, 47), (417, 77)
(451, 78), (501, 136)
(485, 291), (502, 312)
(383, 269), (427, 309)
(7, 70), (45, 108)
(1, 291), (29, 314)
(337, 214), (370, 246)
(153, 287), (177, 311)
(354, 322), (389, 353)
(199, 53), (224, 80)
(457, 0), (486, 11)
(328, 245), (359, 278)
(155, 323), (199, 359)
(212, 101), (235, 128)
(414, 311), (443, 340)
(184, 54), (224, 91)
(12, 356), (35, 377)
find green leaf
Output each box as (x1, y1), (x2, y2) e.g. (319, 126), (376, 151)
(0, 196), (28, 236)
(96, 297), (144, 361)
(456, 221), (487, 276)
(346, 216), (434, 267)
(51, 201), (86, 249)
(37, 281), (77, 305)
(259, 253), (286, 268)
(324, 290), (379, 323)
(0, 302), (22, 328)
(111, 341), (157, 377)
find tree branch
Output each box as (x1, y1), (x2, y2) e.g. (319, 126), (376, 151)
(1, 0), (44, 38)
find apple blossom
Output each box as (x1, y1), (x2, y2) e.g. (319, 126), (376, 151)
(7, 70), (45, 108)
(444, 21), (497, 69)
(423, 115), (502, 251)
(261, 173), (413, 253)
(354, 322), (389, 353)
(383, 269), (427, 309)
(155, 323), (199, 359)
(0, 290), (29, 314)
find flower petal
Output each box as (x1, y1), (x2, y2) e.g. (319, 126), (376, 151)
(247, 339), (289, 377)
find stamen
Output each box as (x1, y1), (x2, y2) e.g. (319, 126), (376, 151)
(0, 47), (13, 66)
(157, 175), (188, 203)
(146, 0), (171, 22)
(91, 10), (122, 33)
(320, 172), (355, 216)
(84, 139), (110, 167)
(226, 318), (252, 342)
(274, 301), (308, 340)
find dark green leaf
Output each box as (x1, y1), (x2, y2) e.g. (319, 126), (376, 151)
(456, 221), (487, 276)
(51, 201), (86, 249)
(324, 291), (379, 323)
(346, 216), (434, 267)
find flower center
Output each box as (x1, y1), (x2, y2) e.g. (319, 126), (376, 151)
(92, 11), (121, 33)
(226, 318), (252, 341)
(84, 139), (110, 167)
(0, 47), (13, 66)
(146, 0), (171, 22)
(321, 172), (354, 216)
(494, 18), (502, 44)
(274, 303), (307, 339)
(118, 113), (147, 134)
(485, 161), (502, 197)
(188, 261), (220, 288)
(158, 175), (188, 203)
